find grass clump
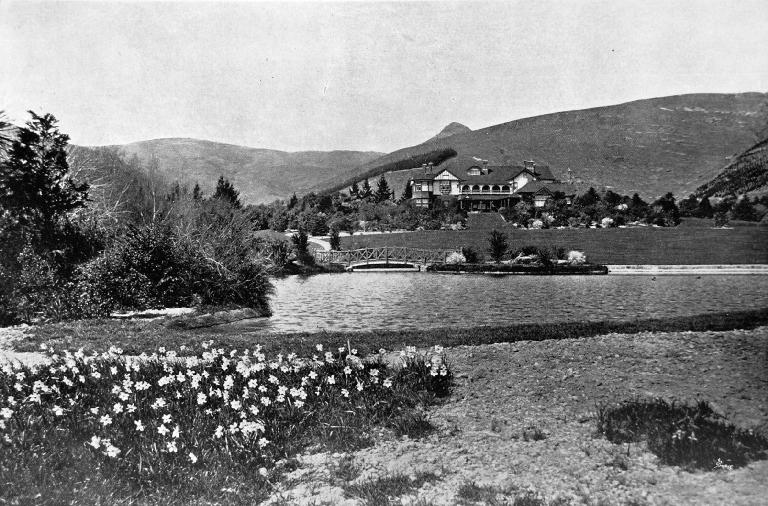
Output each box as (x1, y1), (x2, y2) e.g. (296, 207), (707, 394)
(343, 471), (439, 505)
(0, 343), (452, 504)
(597, 398), (768, 470)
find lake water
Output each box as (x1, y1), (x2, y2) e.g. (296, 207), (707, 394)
(231, 273), (768, 334)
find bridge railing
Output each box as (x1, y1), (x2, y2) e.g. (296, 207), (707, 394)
(313, 247), (457, 266)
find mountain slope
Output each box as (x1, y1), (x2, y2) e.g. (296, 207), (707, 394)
(694, 136), (768, 198)
(111, 138), (384, 204)
(353, 93), (768, 199)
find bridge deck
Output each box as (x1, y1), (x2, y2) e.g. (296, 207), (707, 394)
(314, 247), (457, 267)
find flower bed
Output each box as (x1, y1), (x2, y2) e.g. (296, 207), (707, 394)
(0, 343), (451, 503)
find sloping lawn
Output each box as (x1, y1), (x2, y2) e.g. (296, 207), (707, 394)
(341, 225), (768, 264)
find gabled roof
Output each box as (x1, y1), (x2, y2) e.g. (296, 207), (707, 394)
(411, 156), (557, 184)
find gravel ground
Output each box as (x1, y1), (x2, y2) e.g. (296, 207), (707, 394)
(266, 327), (768, 505)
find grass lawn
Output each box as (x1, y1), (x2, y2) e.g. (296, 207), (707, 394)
(340, 224), (768, 264)
(13, 308), (768, 358)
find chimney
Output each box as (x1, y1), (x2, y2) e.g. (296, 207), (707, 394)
(482, 159), (488, 175)
(524, 160), (535, 170)
(422, 163), (428, 174)
(428, 162), (433, 173)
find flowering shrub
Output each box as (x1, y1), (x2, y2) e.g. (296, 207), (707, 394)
(445, 252), (466, 265)
(567, 250), (587, 265)
(0, 343), (451, 500)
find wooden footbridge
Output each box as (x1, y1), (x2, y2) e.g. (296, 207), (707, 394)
(313, 247), (457, 271)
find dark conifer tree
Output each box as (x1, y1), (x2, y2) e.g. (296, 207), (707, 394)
(212, 176), (241, 208)
(374, 174), (392, 203)
(359, 179), (372, 200)
(0, 111), (88, 236)
(350, 181), (360, 199)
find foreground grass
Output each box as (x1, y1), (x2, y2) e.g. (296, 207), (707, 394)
(341, 224), (768, 265)
(0, 344), (451, 504)
(13, 308), (768, 358)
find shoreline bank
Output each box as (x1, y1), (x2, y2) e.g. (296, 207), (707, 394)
(607, 264), (768, 275)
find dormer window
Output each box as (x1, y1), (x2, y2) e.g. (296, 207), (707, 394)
(467, 167), (481, 176)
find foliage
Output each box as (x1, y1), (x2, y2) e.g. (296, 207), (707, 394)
(461, 246), (481, 263)
(487, 229), (508, 263)
(0, 111), (88, 236)
(374, 174), (393, 203)
(291, 228), (312, 264)
(597, 398), (768, 470)
(0, 343), (452, 504)
(212, 176), (241, 209)
(329, 228), (341, 251)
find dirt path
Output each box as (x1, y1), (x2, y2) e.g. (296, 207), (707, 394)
(268, 327), (768, 505)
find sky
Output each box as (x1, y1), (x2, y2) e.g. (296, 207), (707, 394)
(1, 0), (767, 152)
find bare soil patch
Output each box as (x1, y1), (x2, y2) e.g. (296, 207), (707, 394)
(268, 327), (768, 505)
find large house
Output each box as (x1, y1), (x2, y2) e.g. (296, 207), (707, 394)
(410, 156), (576, 211)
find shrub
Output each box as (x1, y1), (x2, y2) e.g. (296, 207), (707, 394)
(329, 228), (341, 251)
(567, 250), (587, 265)
(461, 246), (481, 264)
(445, 252), (466, 264)
(487, 229), (508, 263)
(597, 398), (768, 470)
(291, 228), (313, 264)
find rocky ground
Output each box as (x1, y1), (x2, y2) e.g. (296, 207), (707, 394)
(266, 327), (768, 505)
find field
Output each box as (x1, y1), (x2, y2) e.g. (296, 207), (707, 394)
(341, 224), (768, 265)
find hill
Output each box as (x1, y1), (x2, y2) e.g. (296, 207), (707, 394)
(107, 138), (384, 204)
(348, 93), (768, 200)
(427, 122), (472, 142)
(694, 136), (768, 198)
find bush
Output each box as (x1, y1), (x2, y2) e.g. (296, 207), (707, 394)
(487, 229), (508, 263)
(597, 398), (768, 470)
(567, 250), (587, 265)
(445, 252), (466, 264)
(461, 246), (481, 264)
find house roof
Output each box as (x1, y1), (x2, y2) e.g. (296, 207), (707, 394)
(411, 156), (557, 184)
(516, 181), (579, 196)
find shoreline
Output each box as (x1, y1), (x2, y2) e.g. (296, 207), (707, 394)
(607, 264), (768, 275)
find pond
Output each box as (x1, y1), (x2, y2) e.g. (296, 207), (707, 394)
(233, 273), (768, 334)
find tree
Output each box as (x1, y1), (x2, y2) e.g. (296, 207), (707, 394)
(328, 227), (341, 251)
(487, 229), (508, 263)
(0, 111), (89, 237)
(291, 228), (312, 264)
(287, 193), (298, 210)
(679, 194), (699, 217)
(212, 176), (241, 208)
(374, 174), (392, 203)
(730, 195), (758, 221)
(192, 183), (203, 200)
(400, 180), (413, 202)
(359, 179), (372, 200)
(350, 181), (360, 199)
(575, 187), (601, 207)
(696, 196), (713, 218)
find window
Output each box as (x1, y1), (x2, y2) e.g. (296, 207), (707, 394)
(472, 185), (480, 192)
(421, 182), (429, 192)
(461, 185), (470, 193)
(492, 185), (500, 193)
(501, 185), (510, 193)
(467, 167), (481, 176)
(439, 181), (451, 194)
(481, 185), (490, 193)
